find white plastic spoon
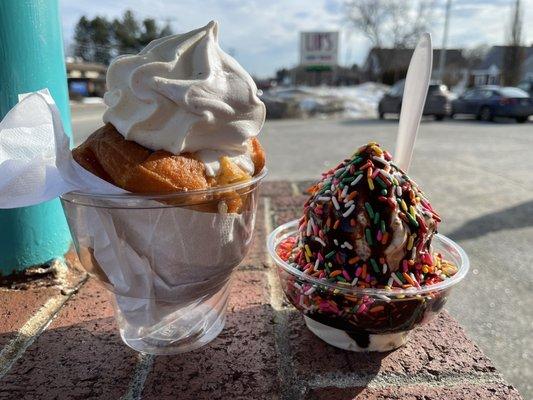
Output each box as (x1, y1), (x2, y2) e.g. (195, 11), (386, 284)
(394, 33), (433, 172)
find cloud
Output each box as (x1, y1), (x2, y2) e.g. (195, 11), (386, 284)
(431, 0), (533, 49)
(60, 0), (533, 77)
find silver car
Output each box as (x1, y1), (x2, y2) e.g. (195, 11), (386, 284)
(378, 80), (452, 120)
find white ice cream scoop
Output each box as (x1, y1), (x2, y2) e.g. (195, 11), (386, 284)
(103, 21), (266, 159)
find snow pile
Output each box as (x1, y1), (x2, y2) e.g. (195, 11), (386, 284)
(303, 82), (389, 118)
(263, 82), (389, 119)
(82, 97), (105, 104)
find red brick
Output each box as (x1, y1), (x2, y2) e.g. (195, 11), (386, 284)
(142, 271), (279, 400)
(241, 199), (268, 268)
(261, 181), (293, 197)
(47, 279), (114, 328)
(243, 194), (307, 268)
(270, 195), (307, 227)
(287, 311), (352, 375)
(270, 195), (308, 209)
(0, 288), (56, 347)
(307, 383), (523, 400)
(295, 180), (319, 195)
(273, 210), (301, 227)
(0, 279), (139, 400)
(379, 312), (495, 376)
(288, 311), (495, 381)
(0, 251), (86, 348)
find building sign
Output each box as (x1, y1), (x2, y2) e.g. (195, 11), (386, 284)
(300, 31), (339, 67)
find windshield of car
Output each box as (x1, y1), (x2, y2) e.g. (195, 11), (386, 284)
(498, 87), (529, 98)
(387, 80), (405, 96)
(462, 90), (480, 99)
(517, 82), (531, 92)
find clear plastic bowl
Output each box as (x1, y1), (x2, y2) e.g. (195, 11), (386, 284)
(267, 219), (469, 352)
(60, 169), (266, 354)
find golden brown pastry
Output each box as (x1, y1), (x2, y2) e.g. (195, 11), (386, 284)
(73, 123), (265, 193)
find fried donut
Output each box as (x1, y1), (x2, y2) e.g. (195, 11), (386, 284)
(73, 123), (265, 193)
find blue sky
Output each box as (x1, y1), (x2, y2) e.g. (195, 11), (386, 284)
(59, 0), (533, 78)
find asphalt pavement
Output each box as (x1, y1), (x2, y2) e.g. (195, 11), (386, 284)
(71, 103), (533, 398)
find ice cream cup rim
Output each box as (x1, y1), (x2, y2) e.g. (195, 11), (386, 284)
(61, 168), (268, 202)
(267, 219), (470, 297)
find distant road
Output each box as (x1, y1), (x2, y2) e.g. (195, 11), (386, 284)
(71, 102), (533, 398)
(70, 103), (106, 146)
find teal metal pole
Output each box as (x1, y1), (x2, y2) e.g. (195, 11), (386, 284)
(0, 0), (72, 274)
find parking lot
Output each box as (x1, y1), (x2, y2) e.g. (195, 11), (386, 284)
(72, 104), (532, 397)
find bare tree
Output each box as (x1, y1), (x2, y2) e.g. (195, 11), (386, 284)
(345, 0), (435, 49)
(464, 44), (488, 66)
(346, 0), (435, 82)
(463, 44), (489, 87)
(502, 0), (524, 86)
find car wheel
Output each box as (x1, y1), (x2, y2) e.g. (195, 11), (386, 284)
(434, 115), (445, 121)
(516, 116), (528, 123)
(378, 106), (385, 119)
(479, 106), (493, 122)
(397, 103), (402, 115)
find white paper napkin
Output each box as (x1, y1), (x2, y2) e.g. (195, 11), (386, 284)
(0, 89), (123, 208)
(0, 90), (255, 334)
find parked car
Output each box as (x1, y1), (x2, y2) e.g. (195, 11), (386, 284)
(517, 80), (533, 97)
(378, 80), (452, 120)
(451, 86), (533, 123)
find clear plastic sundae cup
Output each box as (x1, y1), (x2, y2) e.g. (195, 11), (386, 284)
(60, 169), (266, 355)
(267, 219), (469, 352)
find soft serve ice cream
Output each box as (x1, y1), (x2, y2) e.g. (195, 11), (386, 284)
(72, 21), (266, 195)
(102, 20), (265, 177)
(63, 21), (268, 353)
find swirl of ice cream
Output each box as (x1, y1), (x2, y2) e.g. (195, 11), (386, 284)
(102, 21), (265, 176)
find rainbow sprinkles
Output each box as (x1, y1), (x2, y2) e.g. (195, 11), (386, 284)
(278, 142), (458, 291)
(272, 142), (467, 350)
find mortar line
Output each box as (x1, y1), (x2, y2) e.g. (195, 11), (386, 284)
(290, 182), (300, 196)
(237, 264), (268, 271)
(264, 197), (283, 312)
(306, 370), (509, 391)
(264, 196), (273, 233)
(119, 353), (155, 400)
(0, 274), (89, 379)
(263, 196), (303, 400)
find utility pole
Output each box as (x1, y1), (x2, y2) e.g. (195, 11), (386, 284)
(438, 0), (452, 83)
(502, 0), (523, 85)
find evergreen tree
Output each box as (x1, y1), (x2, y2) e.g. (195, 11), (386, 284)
(160, 24), (173, 38)
(90, 16), (112, 64)
(72, 10), (175, 64)
(113, 10), (141, 54)
(139, 19), (159, 47)
(73, 16), (92, 61)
